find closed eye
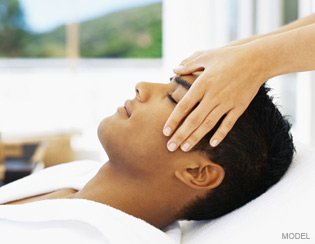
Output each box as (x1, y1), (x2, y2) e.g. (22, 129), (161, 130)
(167, 94), (177, 104)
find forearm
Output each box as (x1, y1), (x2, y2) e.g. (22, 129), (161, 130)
(249, 23), (315, 80)
(228, 13), (315, 46)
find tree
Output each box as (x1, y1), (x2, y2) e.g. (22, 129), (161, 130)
(0, 0), (27, 57)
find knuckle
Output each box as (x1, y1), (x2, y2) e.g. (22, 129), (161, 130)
(186, 116), (201, 128)
(169, 117), (180, 127)
(203, 118), (213, 128)
(225, 119), (235, 130)
(238, 99), (249, 108)
(216, 129), (227, 139)
(177, 102), (190, 114)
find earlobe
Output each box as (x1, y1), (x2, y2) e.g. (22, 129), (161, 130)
(175, 162), (225, 191)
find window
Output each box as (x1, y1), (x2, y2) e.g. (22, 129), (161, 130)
(0, 0), (162, 58)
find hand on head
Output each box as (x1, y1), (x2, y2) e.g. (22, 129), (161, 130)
(163, 46), (267, 152)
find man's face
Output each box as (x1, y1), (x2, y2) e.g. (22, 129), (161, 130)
(98, 75), (207, 178)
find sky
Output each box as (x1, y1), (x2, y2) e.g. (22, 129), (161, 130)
(19, 0), (161, 33)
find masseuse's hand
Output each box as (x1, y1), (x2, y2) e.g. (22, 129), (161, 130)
(163, 46), (267, 151)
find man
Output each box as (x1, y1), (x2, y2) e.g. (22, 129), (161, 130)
(0, 74), (294, 232)
(92, 73), (294, 227)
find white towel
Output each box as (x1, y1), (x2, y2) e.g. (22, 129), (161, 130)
(0, 160), (181, 244)
(0, 160), (102, 204)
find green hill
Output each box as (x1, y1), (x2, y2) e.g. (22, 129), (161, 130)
(22, 2), (162, 58)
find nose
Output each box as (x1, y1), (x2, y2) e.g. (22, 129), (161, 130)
(135, 82), (150, 102)
(135, 81), (169, 102)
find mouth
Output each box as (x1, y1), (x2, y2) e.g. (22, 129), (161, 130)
(124, 100), (131, 118)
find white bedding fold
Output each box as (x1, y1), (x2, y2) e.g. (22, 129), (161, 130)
(0, 199), (179, 244)
(0, 160), (181, 244)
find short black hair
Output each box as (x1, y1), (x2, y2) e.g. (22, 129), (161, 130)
(180, 84), (295, 220)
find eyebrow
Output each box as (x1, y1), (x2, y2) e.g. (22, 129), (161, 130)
(169, 76), (191, 90)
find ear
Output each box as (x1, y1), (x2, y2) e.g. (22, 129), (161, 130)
(175, 160), (225, 190)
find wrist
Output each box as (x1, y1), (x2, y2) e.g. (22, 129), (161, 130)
(227, 35), (259, 47)
(244, 38), (279, 84)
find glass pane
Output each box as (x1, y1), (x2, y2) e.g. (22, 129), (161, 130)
(80, 2), (162, 58)
(0, 0), (162, 58)
(283, 0), (298, 24)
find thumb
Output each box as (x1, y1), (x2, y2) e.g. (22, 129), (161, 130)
(173, 62), (204, 75)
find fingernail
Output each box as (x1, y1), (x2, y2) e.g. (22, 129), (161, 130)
(167, 142), (177, 152)
(181, 143), (190, 152)
(210, 139), (218, 147)
(163, 127), (172, 136)
(174, 65), (184, 72)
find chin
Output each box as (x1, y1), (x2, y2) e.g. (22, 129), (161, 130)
(97, 116), (128, 159)
(97, 117), (144, 172)
(97, 115), (113, 147)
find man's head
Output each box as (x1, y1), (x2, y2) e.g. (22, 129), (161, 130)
(97, 74), (294, 222)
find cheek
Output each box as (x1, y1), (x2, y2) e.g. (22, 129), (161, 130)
(132, 105), (170, 138)
(124, 106), (171, 159)
(131, 114), (165, 148)
(97, 103), (174, 169)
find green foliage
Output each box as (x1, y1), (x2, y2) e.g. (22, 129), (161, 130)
(0, 2), (162, 58)
(0, 0), (28, 57)
(80, 3), (162, 58)
(22, 26), (66, 57)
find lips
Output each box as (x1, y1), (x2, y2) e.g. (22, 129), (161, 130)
(124, 100), (131, 117)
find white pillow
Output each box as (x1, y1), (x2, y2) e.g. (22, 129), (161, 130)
(180, 142), (315, 244)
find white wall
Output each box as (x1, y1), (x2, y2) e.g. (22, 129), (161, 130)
(162, 0), (214, 71)
(0, 60), (165, 162)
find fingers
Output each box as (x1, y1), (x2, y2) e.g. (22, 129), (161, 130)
(166, 96), (218, 152)
(176, 105), (229, 151)
(163, 79), (205, 139)
(174, 63), (204, 75)
(167, 104), (244, 152)
(174, 51), (205, 75)
(208, 109), (242, 147)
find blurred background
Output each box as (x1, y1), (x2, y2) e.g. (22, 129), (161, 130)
(0, 0), (314, 175)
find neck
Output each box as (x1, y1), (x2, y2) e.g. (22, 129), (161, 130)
(74, 161), (183, 229)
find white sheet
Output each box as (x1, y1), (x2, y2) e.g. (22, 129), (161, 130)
(0, 160), (181, 244)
